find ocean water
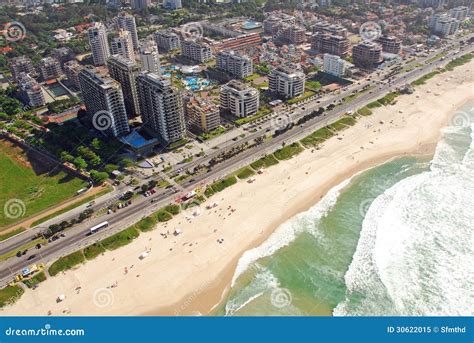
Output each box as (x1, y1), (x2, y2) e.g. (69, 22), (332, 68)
(214, 101), (474, 316)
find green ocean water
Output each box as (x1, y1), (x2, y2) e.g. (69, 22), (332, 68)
(213, 100), (474, 316)
(213, 155), (432, 316)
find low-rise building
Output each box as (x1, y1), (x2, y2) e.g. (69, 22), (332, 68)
(352, 42), (383, 69)
(220, 80), (259, 118)
(269, 64), (306, 99)
(323, 54), (347, 77)
(311, 33), (350, 57)
(378, 35), (401, 55)
(154, 30), (181, 52)
(39, 57), (62, 81)
(17, 72), (45, 107)
(186, 96), (220, 133)
(181, 40), (213, 63)
(429, 13), (460, 37)
(216, 50), (253, 79)
(10, 56), (36, 80)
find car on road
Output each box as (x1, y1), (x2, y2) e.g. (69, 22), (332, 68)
(27, 254), (36, 261)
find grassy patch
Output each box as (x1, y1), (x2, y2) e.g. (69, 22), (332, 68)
(287, 91), (315, 105)
(411, 71), (440, 86)
(23, 271), (47, 288)
(235, 107), (272, 125)
(0, 285), (24, 307)
(100, 226), (139, 251)
(210, 176), (238, 193)
(236, 167), (255, 180)
(250, 155), (279, 170)
(300, 127), (335, 147)
(83, 243), (106, 260)
(378, 92), (400, 106)
(174, 174), (189, 183)
(366, 101), (383, 109)
(357, 107), (373, 116)
(48, 251), (85, 276)
(198, 126), (227, 141)
(445, 53), (473, 71)
(244, 73), (261, 82)
(305, 80), (322, 91)
(274, 143), (304, 161)
(0, 227), (25, 242)
(135, 216), (157, 232)
(0, 139), (89, 228)
(165, 204), (180, 215)
(156, 209), (173, 222)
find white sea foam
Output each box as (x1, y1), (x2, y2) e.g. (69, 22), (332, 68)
(335, 110), (474, 316)
(230, 178), (352, 287)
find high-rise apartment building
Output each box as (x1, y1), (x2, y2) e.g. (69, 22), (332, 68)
(139, 39), (161, 74)
(136, 73), (186, 144)
(111, 29), (136, 62)
(107, 55), (141, 118)
(64, 60), (84, 89)
(87, 22), (110, 66)
(115, 13), (139, 50)
(78, 67), (130, 137)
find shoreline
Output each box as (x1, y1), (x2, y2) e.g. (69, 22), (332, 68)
(149, 143), (438, 316)
(2, 60), (473, 317)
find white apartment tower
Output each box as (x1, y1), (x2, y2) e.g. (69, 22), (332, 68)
(88, 22), (110, 66)
(220, 80), (259, 118)
(269, 65), (306, 99)
(111, 29), (136, 62)
(139, 37), (161, 74)
(323, 54), (346, 77)
(115, 13), (139, 50)
(78, 67), (130, 137)
(107, 55), (141, 118)
(216, 50), (253, 79)
(136, 73), (186, 144)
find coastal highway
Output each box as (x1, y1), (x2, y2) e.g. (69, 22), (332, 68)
(0, 41), (472, 286)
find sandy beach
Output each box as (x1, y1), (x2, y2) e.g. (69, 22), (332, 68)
(2, 60), (474, 317)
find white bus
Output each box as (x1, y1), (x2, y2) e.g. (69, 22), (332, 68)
(90, 221), (109, 234)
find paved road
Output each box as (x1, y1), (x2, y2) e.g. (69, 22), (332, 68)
(0, 39), (471, 286)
